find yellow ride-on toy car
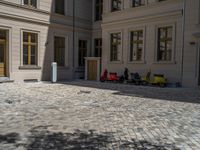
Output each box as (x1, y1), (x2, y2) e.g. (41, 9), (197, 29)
(141, 71), (167, 87)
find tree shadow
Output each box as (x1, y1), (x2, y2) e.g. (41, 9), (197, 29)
(0, 133), (20, 144)
(0, 126), (180, 150)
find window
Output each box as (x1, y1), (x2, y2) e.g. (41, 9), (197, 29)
(110, 33), (121, 61)
(79, 40), (87, 66)
(94, 38), (102, 57)
(95, 0), (103, 21)
(55, 0), (65, 15)
(23, 32), (38, 65)
(130, 30), (143, 61)
(24, 0), (37, 8)
(111, 0), (121, 12)
(54, 36), (65, 66)
(157, 26), (173, 61)
(132, 0), (145, 7)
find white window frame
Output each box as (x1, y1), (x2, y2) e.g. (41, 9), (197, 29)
(154, 23), (176, 64)
(128, 26), (146, 64)
(108, 30), (123, 63)
(53, 33), (69, 68)
(21, 0), (39, 9)
(20, 29), (40, 67)
(110, 0), (124, 12)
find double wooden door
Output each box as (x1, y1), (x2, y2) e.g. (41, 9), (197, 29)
(0, 40), (6, 77)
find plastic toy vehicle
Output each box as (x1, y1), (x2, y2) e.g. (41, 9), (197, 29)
(130, 73), (141, 85)
(142, 71), (167, 87)
(100, 70), (121, 82)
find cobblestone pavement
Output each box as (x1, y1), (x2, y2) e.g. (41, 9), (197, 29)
(0, 81), (200, 150)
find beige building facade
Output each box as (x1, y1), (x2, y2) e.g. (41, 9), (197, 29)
(0, 0), (199, 87)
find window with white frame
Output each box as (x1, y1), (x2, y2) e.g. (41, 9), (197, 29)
(110, 33), (121, 61)
(130, 30), (143, 61)
(132, 0), (145, 7)
(23, 32), (38, 65)
(111, 0), (122, 12)
(23, 0), (37, 8)
(157, 26), (173, 61)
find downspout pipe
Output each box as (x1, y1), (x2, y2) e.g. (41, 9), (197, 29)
(181, 0), (186, 86)
(72, 0), (75, 78)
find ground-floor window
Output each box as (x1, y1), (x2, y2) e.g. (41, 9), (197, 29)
(78, 40), (87, 66)
(157, 26), (173, 61)
(23, 0), (37, 8)
(111, 0), (121, 12)
(54, 36), (65, 66)
(23, 32), (38, 65)
(130, 30), (143, 61)
(110, 33), (121, 61)
(94, 38), (102, 57)
(132, 0), (145, 7)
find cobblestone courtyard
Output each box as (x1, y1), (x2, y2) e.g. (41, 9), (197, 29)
(0, 81), (200, 150)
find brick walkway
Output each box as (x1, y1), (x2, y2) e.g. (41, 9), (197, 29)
(0, 81), (200, 150)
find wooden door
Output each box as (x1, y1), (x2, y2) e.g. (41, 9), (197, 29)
(87, 60), (97, 81)
(0, 40), (6, 77)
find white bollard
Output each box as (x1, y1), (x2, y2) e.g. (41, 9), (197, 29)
(51, 62), (57, 83)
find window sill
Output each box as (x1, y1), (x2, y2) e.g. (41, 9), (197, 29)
(109, 61), (122, 64)
(153, 61), (176, 65)
(19, 66), (41, 70)
(127, 61), (146, 64)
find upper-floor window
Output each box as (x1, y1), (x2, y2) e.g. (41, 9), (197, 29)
(130, 30), (143, 61)
(54, 36), (65, 66)
(110, 33), (121, 61)
(95, 0), (103, 21)
(23, 32), (38, 65)
(79, 40), (87, 66)
(24, 0), (37, 8)
(111, 0), (121, 12)
(55, 0), (65, 15)
(157, 26), (173, 61)
(94, 38), (102, 57)
(132, 0), (145, 7)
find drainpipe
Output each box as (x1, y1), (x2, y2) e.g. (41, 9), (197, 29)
(72, 0), (75, 77)
(181, 0), (186, 86)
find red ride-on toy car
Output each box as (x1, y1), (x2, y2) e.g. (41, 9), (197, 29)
(100, 69), (123, 82)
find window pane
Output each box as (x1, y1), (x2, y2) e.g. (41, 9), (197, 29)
(24, 0), (28, 5)
(31, 0), (37, 8)
(23, 45), (28, 65)
(0, 44), (4, 63)
(31, 33), (37, 43)
(23, 32), (28, 42)
(55, 0), (65, 15)
(0, 30), (6, 40)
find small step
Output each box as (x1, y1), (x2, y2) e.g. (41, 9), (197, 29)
(0, 77), (14, 83)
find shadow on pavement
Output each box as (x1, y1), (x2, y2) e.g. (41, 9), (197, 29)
(0, 126), (180, 150)
(58, 81), (200, 104)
